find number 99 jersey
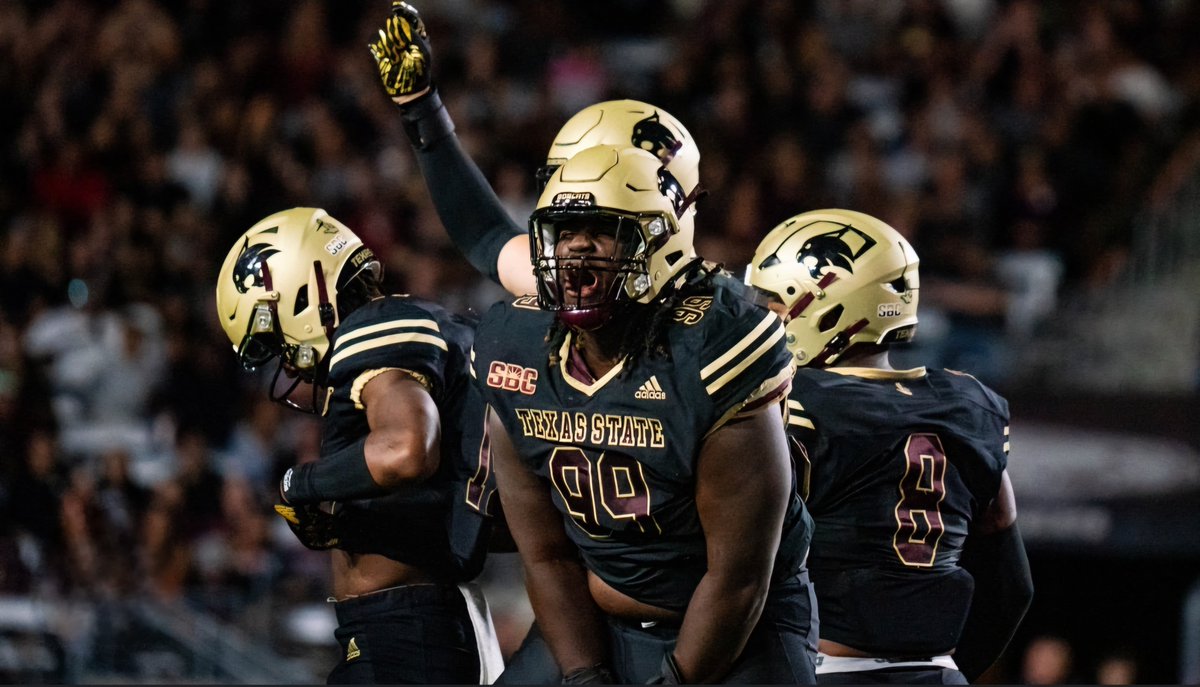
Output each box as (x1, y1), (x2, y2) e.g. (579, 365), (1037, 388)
(472, 283), (811, 613)
(788, 366), (1009, 656)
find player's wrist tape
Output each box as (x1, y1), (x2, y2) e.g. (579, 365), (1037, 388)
(281, 437), (385, 504)
(398, 87), (455, 151)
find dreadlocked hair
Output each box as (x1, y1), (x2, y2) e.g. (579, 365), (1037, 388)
(545, 259), (722, 376)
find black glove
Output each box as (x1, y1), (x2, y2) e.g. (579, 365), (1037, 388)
(368, 1), (433, 100)
(645, 652), (684, 684)
(561, 663), (616, 684)
(274, 501), (344, 550)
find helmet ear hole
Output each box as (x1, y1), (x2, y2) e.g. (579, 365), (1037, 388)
(293, 285), (309, 316)
(818, 304), (844, 333)
(888, 276), (907, 293)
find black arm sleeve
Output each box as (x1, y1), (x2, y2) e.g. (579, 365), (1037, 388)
(283, 437), (386, 504)
(954, 523), (1035, 681)
(399, 89), (523, 285)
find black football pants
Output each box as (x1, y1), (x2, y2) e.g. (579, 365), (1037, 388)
(327, 584), (480, 685)
(497, 571), (819, 684)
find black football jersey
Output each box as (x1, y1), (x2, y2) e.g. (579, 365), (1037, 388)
(322, 296), (497, 581)
(472, 282), (812, 612)
(787, 366), (1009, 656)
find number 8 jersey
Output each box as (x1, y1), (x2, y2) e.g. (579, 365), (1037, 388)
(788, 366), (1010, 656)
(471, 283), (812, 612)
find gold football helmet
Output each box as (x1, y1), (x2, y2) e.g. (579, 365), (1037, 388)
(746, 209), (919, 367)
(216, 208), (381, 411)
(539, 100), (702, 218)
(530, 145), (697, 330)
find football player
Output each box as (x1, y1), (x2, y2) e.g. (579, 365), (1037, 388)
(216, 208), (503, 684)
(473, 144), (816, 683)
(370, 5), (819, 683)
(369, 1), (702, 300)
(745, 208), (1035, 684)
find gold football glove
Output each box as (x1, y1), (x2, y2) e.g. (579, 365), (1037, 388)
(274, 501), (343, 550)
(369, 2), (432, 101)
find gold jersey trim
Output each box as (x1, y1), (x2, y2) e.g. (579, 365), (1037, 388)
(701, 312), (779, 382)
(350, 367), (433, 410)
(333, 318), (441, 348)
(826, 366), (927, 381)
(704, 320), (787, 395)
(557, 333), (627, 397)
(786, 399), (815, 429)
(705, 364), (793, 438)
(329, 332), (448, 373)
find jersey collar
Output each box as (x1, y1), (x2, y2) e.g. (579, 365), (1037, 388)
(824, 366), (927, 380)
(558, 332), (627, 397)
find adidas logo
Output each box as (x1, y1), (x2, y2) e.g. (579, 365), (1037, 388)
(346, 637), (361, 661)
(635, 376), (667, 400)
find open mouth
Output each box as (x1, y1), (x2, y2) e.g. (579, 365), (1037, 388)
(563, 267), (601, 301)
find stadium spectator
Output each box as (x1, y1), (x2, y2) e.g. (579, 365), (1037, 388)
(1022, 635), (1077, 685)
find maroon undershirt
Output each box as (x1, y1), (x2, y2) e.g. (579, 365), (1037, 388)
(565, 338), (598, 384)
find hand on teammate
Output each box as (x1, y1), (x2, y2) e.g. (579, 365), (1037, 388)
(369, 1), (433, 104)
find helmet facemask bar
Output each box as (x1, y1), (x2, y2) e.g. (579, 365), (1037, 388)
(234, 259), (332, 414)
(530, 208), (657, 329)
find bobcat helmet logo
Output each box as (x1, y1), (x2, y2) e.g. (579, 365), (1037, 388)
(632, 112), (680, 162)
(756, 223), (878, 279)
(788, 225), (877, 279)
(232, 240), (280, 293)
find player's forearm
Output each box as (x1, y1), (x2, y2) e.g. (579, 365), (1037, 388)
(398, 91), (522, 285)
(283, 437), (387, 504)
(523, 557), (610, 674)
(955, 523), (1034, 680)
(672, 569), (771, 682)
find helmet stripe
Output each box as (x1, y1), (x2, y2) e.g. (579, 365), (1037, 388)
(787, 272), (839, 320)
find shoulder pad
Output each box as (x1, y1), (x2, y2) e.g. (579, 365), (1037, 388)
(327, 297), (450, 391)
(941, 368), (1010, 420)
(696, 292), (792, 422)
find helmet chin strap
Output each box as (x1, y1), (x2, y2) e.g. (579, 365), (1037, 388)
(810, 318), (870, 367)
(312, 260), (336, 343)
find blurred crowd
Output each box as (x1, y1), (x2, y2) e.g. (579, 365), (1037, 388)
(1017, 635), (1141, 685)
(2, 0), (1199, 681)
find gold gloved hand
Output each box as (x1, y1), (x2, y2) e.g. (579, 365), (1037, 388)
(368, 2), (432, 102)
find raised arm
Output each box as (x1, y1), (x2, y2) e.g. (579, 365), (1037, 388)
(369, 2), (535, 295)
(954, 470), (1034, 681)
(487, 408), (611, 679)
(668, 408), (791, 683)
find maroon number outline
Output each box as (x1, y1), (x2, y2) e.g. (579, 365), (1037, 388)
(548, 447), (660, 538)
(892, 433), (948, 567)
(465, 405), (498, 515)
